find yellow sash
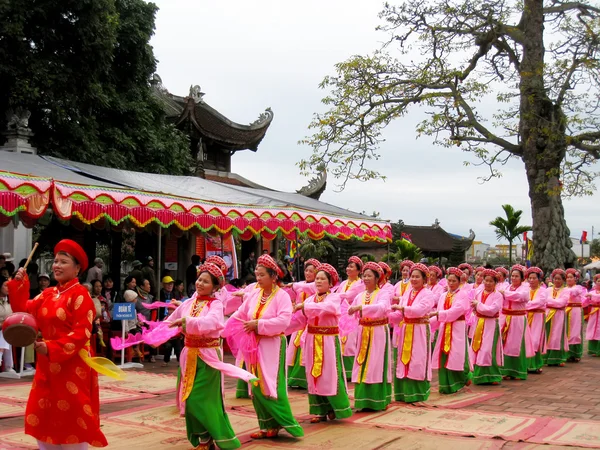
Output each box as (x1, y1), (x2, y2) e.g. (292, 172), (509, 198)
(356, 289), (379, 382)
(472, 292), (492, 353)
(310, 292), (329, 379)
(400, 288), (425, 365)
(181, 298), (211, 402)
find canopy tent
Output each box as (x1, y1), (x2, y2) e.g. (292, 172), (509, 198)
(0, 153), (391, 242)
(584, 260), (600, 270)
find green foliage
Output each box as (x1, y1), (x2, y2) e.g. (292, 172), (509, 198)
(299, 1), (600, 194)
(489, 204), (532, 266)
(299, 238), (337, 263)
(591, 239), (600, 258)
(382, 239), (423, 278)
(448, 240), (466, 267)
(0, 0), (191, 174)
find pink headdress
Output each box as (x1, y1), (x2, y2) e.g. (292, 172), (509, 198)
(428, 265), (443, 279)
(446, 267), (463, 279)
(511, 264), (527, 275)
(198, 263), (225, 287)
(496, 267), (509, 277)
(348, 256), (363, 270)
(378, 262), (392, 278)
(362, 261), (384, 278)
(458, 263), (474, 275)
(551, 268), (566, 280)
(411, 263), (429, 278)
(205, 256), (227, 276)
(482, 269), (498, 281)
(566, 268), (580, 280)
(400, 260), (415, 270)
(257, 254), (284, 279)
(525, 266), (543, 279)
(316, 263), (339, 287)
(304, 258), (320, 269)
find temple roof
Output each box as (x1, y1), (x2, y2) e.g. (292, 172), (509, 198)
(152, 78), (273, 151)
(402, 220), (475, 253)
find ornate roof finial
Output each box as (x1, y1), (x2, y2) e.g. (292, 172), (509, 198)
(433, 218), (440, 228)
(189, 85), (205, 103)
(297, 164), (327, 200)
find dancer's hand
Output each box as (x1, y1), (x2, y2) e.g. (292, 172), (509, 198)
(243, 320), (258, 332)
(347, 305), (361, 315)
(34, 341), (48, 355)
(169, 318), (183, 328)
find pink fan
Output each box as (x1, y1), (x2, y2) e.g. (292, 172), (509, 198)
(339, 313), (359, 337)
(110, 333), (144, 350)
(137, 314), (162, 331)
(142, 301), (173, 310)
(142, 322), (180, 347)
(222, 318), (258, 366)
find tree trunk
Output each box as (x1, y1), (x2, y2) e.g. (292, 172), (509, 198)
(519, 0), (575, 275)
(508, 241), (513, 267)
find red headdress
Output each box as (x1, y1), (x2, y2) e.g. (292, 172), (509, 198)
(551, 268), (566, 280)
(257, 254), (284, 279)
(316, 263), (339, 287)
(362, 261), (384, 278)
(304, 258), (320, 269)
(511, 264), (527, 275)
(428, 265), (443, 279)
(205, 255), (227, 276)
(496, 267), (509, 277)
(400, 260), (415, 270)
(378, 262), (392, 278)
(446, 267), (463, 279)
(198, 263), (225, 287)
(475, 266), (485, 273)
(54, 239), (89, 273)
(482, 269), (498, 280)
(566, 268), (580, 280)
(348, 256), (363, 270)
(458, 263), (474, 275)
(525, 266), (543, 279)
(411, 263), (429, 278)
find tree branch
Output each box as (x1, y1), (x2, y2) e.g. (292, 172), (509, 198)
(544, 2), (600, 15)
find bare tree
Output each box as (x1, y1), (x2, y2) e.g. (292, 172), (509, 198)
(299, 0), (600, 274)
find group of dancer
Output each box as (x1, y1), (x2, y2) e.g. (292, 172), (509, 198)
(5, 240), (600, 450)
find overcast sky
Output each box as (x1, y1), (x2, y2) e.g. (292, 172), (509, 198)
(150, 0), (599, 246)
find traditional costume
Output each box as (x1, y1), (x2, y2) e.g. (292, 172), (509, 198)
(525, 267), (547, 373)
(391, 264), (436, 403)
(565, 269), (584, 361)
(7, 240), (123, 448)
(585, 275), (600, 356)
(432, 269), (472, 394)
(350, 262), (392, 410)
(544, 270), (570, 365)
(335, 256), (365, 379)
(470, 270), (504, 385)
(229, 255), (303, 438)
(161, 263), (255, 449)
(286, 258), (319, 389)
(499, 265), (534, 380)
(287, 264), (352, 421)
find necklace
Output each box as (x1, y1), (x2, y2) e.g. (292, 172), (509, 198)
(55, 282), (79, 299)
(315, 291), (329, 303)
(260, 287), (278, 305)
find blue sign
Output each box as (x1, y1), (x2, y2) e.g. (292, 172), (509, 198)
(113, 303), (136, 320)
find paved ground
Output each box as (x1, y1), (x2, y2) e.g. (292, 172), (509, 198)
(1, 349), (599, 449)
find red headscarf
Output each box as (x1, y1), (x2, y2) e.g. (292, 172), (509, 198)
(54, 239), (89, 272)
(305, 258), (320, 269)
(566, 268), (580, 280)
(428, 265), (443, 279)
(205, 255), (227, 276)
(362, 261), (384, 279)
(348, 256), (363, 270)
(446, 267), (463, 279)
(482, 269), (498, 281)
(525, 266), (543, 279)
(198, 263), (225, 287)
(458, 263), (474, 275)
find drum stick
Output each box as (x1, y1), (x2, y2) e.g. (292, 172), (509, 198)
(23, 242), (39, 271)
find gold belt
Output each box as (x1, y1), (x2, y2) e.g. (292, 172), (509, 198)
(307, 325), (339, 335)
(184, 337), (220, 348)
(359, 317), (389, 327)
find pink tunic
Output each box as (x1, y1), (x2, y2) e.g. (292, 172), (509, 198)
(391, 287), (436, 381)
(585, 290), (600, 341)
(230, 287), (292, 398)
(351, 289), (392, 384)
(526, 288), (548, 354)
(544, 287), (570, 351)
(427, 283), (444, 338)
(500, 284), (534, 358)
(335, 279), (365, 357)
(287, 293), (345, 396)
(165, 298), (255, 415)
(469, 290), (503, 367)
(432, 289), (471, 371)
(391, 280), (411, 348)
(566, 285), (585, 345)
(286, 288), (312, 368)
